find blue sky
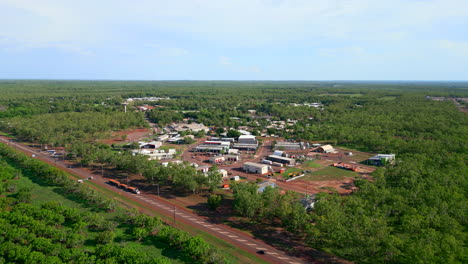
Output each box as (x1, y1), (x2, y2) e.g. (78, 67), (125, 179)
(0, 0), (467, 80)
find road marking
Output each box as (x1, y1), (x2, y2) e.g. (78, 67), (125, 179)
(268, 252), (278, 255)
(278, 257), (290, 260)
(212, 228), (221, 231)
(289, 262), (302, 264)
(236, 239), (247, 242)
(256, 248), (267, 250)
(227, 235), (238, 238)
(246, 243), (256, 246)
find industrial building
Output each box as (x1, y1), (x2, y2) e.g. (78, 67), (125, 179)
(243, 162), (269, 174)
(139, 141), (162, 149)
(209, 155), (240, 163)
(368, 154), (395, 166)
(317, 144), (335, 153)
(266, 155), (296, 165)
(194, 145), (226, 153)
(131, 149), (176, 160)
(194, 141), (230, 153)
(274, 141), (302, 150)
(238, 135), (257, 144)
(232, 143), (258, 150)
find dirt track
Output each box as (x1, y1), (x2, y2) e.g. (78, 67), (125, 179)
(0, 136), (351, 264)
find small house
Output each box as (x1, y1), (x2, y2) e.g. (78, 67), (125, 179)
(230, 176), (240, 181)
(218, 169), (228, 178)
(209, 156), (225, 164)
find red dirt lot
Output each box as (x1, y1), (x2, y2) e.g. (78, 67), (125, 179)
(100, 128), (152, 145)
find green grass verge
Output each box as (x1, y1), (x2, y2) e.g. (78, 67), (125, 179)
(301, 166), (358, 181)
(302, 161), (323, 169)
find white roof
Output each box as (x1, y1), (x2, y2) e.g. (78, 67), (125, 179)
(228, 149), (239, 154)
(273, 150), (284, 156)
(320, 144), (334, 151)
(238, 130), (252, 135)
(243, 162), (268, 168)
(239, 135), (256, 140)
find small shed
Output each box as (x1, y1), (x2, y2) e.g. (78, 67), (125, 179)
(218, 169), (228, 178)
(257, 181), (276, 193)
(230, 176), (240, 181)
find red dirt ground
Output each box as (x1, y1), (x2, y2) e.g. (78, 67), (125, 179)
(100, 128), (152, 145)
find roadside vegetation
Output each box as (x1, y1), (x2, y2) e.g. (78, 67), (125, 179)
(0, 144), (230, 264)
(0, 80), (467, 263)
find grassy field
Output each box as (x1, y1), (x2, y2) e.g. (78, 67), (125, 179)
(301, 166), (358, 181)
(302, 161), (323, 169)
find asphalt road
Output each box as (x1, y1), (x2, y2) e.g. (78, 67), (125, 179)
(0, 136), (313, 264)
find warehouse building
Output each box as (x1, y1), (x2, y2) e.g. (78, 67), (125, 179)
(243, 162), (269, 174)
(238, 135), (257, 144)
(194, 145), (227, 153)
(317, 144), (335, 153)
(266, 155), (296, 165)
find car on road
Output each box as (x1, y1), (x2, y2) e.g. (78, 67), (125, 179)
(256, 250), (265, 254)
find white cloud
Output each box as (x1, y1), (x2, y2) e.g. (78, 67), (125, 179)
(1, 0), (467, 61)
(219, 56), (232, 66)
(438, 40), (468, 57)
(218, 55), (261, 74)
(318, 46), (367, 57)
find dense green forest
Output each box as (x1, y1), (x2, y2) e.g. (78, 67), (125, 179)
(0, 80), (467, 263)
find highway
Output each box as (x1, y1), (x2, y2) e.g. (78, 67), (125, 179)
(0, 136), (320, 264)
